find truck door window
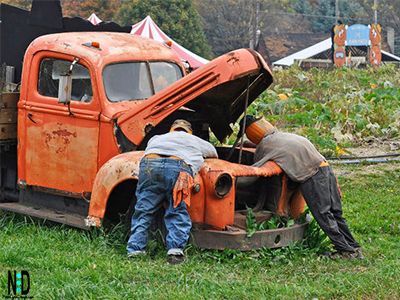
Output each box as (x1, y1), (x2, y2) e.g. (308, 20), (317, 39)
(149, 62), (182, 93)
(103, 62), (183, 102)
(38, 58), (93, 102)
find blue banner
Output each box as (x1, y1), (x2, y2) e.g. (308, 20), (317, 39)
(346, 24), (370, 46)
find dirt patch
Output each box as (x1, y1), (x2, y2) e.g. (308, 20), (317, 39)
(331, 141), (400, 177)
(334, 160), (400, 178)
(345, 139), (400, 157)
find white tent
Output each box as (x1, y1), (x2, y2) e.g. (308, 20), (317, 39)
(273, 38), (400, 66)
(87, 13), (102, 25)
(130, 16), (209, 69)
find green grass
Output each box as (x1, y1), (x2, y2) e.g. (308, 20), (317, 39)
(1, 163), (399, 299)
(246, 65), (400, 156)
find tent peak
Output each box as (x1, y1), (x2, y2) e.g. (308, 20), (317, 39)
(87, 13), (102, 25)
(130, 16), (209, 69)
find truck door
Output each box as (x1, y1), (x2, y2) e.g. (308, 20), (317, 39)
(19, 53), (100, 195)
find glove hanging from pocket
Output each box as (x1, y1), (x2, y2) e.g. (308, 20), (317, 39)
(173, 171), (194, 208)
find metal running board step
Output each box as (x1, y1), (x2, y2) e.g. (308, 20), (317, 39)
(0, 202), (87, 229)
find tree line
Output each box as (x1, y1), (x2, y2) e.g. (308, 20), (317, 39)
(3, 0), (400, 58)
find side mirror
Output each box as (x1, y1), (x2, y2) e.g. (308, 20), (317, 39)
(58, 74), (72, 104)
(58, 58), (79, 104)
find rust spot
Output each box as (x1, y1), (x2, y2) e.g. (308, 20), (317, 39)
(227, 53), (240, 65)
(43, 128), (77, 153)
(44, 133), (52, 145)
(52, 129), (77, 138)
(144, 123), (153, 134)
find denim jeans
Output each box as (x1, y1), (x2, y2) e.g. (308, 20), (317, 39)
(127, 158), (193, 253)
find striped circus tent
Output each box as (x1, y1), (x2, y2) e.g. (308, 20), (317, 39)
(130, 16), (209, 69)
(87, 13), (102, 25)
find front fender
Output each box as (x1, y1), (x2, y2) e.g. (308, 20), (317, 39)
(88, 151), (144, 221)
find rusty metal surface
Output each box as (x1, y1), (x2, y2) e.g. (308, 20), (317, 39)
(17, 48), (103, 194)
(88, 154), (300, 231)
(202, 159), (282, 177)
(88, 154), (284, 227)
(191, 222), (308, 251)
(24, 116), (99, 193)
(21, 32), (185, 125)
(23, 32), (181, 79)
(88, 151), (143, 218)
(117, 49), (273, 146)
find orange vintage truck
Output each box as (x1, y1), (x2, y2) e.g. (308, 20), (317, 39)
(0, 30), (308, 250)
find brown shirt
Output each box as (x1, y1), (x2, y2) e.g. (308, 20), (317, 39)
(253, 131), (325, 182)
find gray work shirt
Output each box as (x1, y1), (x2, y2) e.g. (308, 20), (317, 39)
(253, 131), (325, 182)
(144, 131), (218, 175)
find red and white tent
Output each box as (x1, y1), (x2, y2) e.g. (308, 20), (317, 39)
(87, 13), (102, 25)
(130, 16), (209, 69)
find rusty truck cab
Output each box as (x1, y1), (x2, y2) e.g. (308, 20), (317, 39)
(18, 32), (185, 192)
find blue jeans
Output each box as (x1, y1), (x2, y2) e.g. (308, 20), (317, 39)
(127, 158), (193, 253)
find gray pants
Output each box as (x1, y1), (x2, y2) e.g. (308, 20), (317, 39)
(300, 166), (360, 252)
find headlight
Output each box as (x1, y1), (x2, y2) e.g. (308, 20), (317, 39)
(215, 173), (233, 198)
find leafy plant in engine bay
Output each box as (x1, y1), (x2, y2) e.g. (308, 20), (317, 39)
(245, 207), (295, 238)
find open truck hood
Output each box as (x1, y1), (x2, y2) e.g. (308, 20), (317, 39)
(117, 49), (273, 146)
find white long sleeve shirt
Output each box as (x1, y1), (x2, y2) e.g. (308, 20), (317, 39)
(144, 131), (218, 175)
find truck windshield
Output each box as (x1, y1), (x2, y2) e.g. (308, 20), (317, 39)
(103, 62), (183, 102)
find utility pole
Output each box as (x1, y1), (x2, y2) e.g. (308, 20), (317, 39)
(255, 0), (260, 45)
(374, 0), (378, 24)
(250, 0), (260, 49)
(335, 0), (340, 24)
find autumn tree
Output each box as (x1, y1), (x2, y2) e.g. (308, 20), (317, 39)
(357, 0), (400, 55)
(1, 0), (120, 21)
(61, 0), (120, 21)
(1, 0), (32, 10)
(293, 0), (367, 33)
(116, 0), (212, 59)
(194, 0), (294, 57)
(194, 0), (254, 57)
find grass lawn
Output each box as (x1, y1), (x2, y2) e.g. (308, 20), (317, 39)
(0, 162), (399, 299)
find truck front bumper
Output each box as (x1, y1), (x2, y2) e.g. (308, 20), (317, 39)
(191, 221), (308, 251)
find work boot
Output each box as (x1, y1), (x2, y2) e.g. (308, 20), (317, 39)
(329, 250), (363, 260)
(167, 254), (185, 265)
(127, 250), (146, 259)
(167, 248), (185, 265)
(354, 247), (365, 260)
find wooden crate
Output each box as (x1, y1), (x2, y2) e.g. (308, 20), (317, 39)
(0, 109), (17, 123)
(0, 124), (17, 140)
(0, 93), (19, 140)
(0, 92), (19, 108)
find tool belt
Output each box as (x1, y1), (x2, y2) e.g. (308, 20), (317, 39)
(320, 161), (329, 167)
(173, 171), (194, 208)
(144, 153), (182, 160)
(143, 153), (194, 208)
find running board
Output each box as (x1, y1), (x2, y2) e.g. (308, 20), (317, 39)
(0, 202), (87, 229)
